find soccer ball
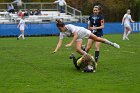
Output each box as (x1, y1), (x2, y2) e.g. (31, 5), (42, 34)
(87, 65), (93, 70)
(83, 65), (93, 72)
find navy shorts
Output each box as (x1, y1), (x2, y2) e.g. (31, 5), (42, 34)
(93, 32), (103, 37)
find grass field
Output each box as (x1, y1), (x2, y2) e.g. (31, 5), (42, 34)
(0, 34), (140, 93)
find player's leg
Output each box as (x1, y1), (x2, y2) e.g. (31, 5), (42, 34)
(69, 53), (80, 70)
(17, 30), (22, 40)
(21, 30), (25, 39)
(75, 40), (87, 55)
(85, 39), (94, 53)
(126, 26), (132, 39)
(123, 27), (127, 40)
(95, 42), (101, 63)
(89, 33), (120, 48)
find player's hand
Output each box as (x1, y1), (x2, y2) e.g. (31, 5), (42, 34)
(132, 20), (135, 23)
(65, 43), (72, 47)
(89, 27), (94, 30)
(52, 51), (57, 54)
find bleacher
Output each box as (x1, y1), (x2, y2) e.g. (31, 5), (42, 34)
(0, 2), (82, 24)
(10, 11), (79, 23)
(0, 12), (10, 23)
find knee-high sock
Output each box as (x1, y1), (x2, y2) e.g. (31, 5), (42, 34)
(104, 39), (114, 46)
(123, 31), (127, 39)
(72, 56), (80, 70)
(18, 34), (22, 38)
(22, 34), (25, 39)
(95, 51), (99, 63)
(126, 31), (131, 37)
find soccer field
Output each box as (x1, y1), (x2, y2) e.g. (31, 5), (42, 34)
(0, 34), (140, 93)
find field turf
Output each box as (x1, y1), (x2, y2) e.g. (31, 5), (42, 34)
(0, 34), (140, 93)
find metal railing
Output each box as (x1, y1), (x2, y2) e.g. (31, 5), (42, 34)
(65, 5), (82, 22)
(0, 2), (82, 23)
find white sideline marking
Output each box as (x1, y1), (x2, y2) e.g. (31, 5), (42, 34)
(121, 51), (135, 54)
(127, 45), (140, 47)
(104, 50), (135, 54)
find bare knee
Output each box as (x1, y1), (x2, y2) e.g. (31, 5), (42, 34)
(95, 46), (99, 51)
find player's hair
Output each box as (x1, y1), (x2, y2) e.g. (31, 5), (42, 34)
(93, 5), (103, 14)
(94, 5), (101, 11)
(56, 19), (65, 27)
(83, 54), (94, 63)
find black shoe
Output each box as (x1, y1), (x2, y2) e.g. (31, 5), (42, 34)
(17, 38), (19, 40)
(81, 45), (86, 51)
(69, 53), (75, 59)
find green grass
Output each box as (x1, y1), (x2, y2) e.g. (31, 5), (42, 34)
(0, 34), (140, 93)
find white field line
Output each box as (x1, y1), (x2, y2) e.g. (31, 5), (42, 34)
(104, 50), (135, 54)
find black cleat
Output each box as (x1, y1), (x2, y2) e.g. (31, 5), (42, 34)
(69, 53), (75, 59)
(81, 45), (86, 51)
(17, 38), (19, 40)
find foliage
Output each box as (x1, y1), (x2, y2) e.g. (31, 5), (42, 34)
(0, 0), (139, 22)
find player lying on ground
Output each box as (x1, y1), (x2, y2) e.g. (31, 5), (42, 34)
(69, 53), (97, 72)
(53, 19), (120, 55)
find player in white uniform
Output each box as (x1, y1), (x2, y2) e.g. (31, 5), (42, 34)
(17, 16), (26, 40)
(122, 9), (135, 40)
(53, 19), (120, 55)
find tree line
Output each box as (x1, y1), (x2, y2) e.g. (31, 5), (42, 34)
(0, 0), (139, 22)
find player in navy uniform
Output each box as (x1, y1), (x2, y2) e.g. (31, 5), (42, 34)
(85, 5), (104, 63)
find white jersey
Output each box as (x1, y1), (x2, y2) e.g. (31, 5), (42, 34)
(54, 0), (66, 6)
(123, 14), (132, 26)
(59, 24), (91, 41)
(19, 19), (25, 30)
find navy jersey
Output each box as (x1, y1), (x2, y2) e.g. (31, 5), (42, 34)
(89, 14), (104, 37)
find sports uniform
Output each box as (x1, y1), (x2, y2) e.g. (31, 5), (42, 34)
(123, 14), (132, 28)
(69, 54), (96, 72)
(122, 9), (134, 40)
(88, 14), (104, 63)
(19, 19), (25, 31)
(17, 18), (26, 40)
(89, 14), (104, 37)
(59, 24), (91, 41)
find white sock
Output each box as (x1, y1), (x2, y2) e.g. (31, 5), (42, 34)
(22, 34), (25, 39)
(126, 31), (131, 37)
(123, 31), (127, 40)
(83, 51), (87, 55)
(104, 39), (114, 46)
(18, 34), (22, 38)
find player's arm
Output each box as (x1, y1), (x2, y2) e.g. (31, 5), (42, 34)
(121, 15), (126, 25)
(12, 0), (17, 3)
(131, 19), (135, 23)
(93, 19), (104, 30)
(54, 0), (59, 3)
(88, 17), (93, 30)
(88, 20), (92, 30)
(17, 22), (20, 28)
(88, 18), (104, 30)
(65, 31), (78, 47)
(130, 15), (135, 23)
(53, 39), (63, 53)
(63, 0), (67, 5)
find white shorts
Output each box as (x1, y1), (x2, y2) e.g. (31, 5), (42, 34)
(20, 26), (25, 31)
(76, 28), (91, 41)
(124, 23), (131, 28)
